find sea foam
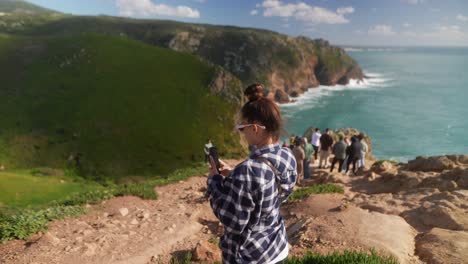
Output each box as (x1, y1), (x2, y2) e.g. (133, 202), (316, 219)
(281, 71), (393, 110)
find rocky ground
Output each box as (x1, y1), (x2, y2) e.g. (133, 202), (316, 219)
(1, 156), (467, 264)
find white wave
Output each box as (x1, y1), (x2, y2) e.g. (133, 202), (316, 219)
(345, 47), (407, 52)
(344, 47), (364, 52)
(280, 71), (394, 109)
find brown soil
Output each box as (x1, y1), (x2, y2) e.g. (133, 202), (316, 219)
(1, 156), (467, 264)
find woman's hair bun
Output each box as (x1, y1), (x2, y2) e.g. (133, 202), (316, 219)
(244, 83), (264, 102)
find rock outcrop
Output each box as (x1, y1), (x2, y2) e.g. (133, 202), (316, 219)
(416, 228), (468, 264)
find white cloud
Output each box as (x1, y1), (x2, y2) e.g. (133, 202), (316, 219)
(457, 14), (468, 22)
(401, 0), (425, 4)
(403, 22), (411, 27)
(260, 0), (354, 24)
(250, 9), (258, 16)
(368, 25), (396, 36)
(432, 25), (463, 35)
(116, 0), (200, 18)
(337, 7), (354, 15)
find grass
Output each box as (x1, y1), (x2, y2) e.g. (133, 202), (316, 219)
(284, 250), (398, 264)
(0, 164), (208, 242)
(0, 33), (242, 177)
(288, 184), (344, 202)
(0, 170), (103, 210)
(165, 250), (396, 264)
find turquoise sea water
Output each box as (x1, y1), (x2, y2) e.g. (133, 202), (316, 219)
(281, 47), (468, 161)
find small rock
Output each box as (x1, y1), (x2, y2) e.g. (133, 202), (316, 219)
(422, 201), (433, 209)
(192, 240), (222, 262)
(84, 243), (97, 256)
(439, 180), (458, 191)
(82, 229), (93, 236)
(119, 208), (129, 217)
(43, 232), (60, 246)
(143, 212), (150, 219)
(130, 219), (139, 225)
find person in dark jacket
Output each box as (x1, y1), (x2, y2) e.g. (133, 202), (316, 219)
(330, 134), (347, 173)
(319, 128), (334, 169)
(346, 136), (363, 175)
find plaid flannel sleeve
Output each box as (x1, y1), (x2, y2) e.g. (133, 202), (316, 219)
(278, 169), (297, 204)
(207, 172), (255, 235)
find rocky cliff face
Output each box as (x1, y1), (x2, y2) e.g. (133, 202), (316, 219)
(166, 30), (364, 103)
(9, 16), (364, 103)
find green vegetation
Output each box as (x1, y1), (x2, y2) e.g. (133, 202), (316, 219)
(289, 184), (344, 202)
(164, 250), (396, 264)
(169, 252), (194, 264)
(208, 235), (220, 246)
(0, 0), (54, 13)
(0, 169), (102, 209)
(0, 164), (208, 242)
(284, 250), (398, 264)
(0, 0), (64, 33)
(0, 205), (84, 241)
(0, 33), (242, 177)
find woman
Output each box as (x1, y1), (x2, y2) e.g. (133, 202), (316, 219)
(207, 83), (298, 263)
(292, 137), (305, 185)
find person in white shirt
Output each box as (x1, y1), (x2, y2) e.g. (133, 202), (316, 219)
(358, 133), (368, 168)
(204, 138), (213, 163)
(311, 128), (321, 163)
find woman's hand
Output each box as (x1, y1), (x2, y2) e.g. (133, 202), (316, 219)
(219, 159), (232, 177)
(208, 156), (220, 177)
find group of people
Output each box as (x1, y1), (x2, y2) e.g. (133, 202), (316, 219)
(285, 128), (369, 184)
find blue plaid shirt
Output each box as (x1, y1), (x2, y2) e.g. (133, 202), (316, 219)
(207, 144), (297, 263)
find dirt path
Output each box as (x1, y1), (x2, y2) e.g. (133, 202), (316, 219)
(0, 172), (221, 264)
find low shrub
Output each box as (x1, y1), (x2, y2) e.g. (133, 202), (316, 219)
(289, 184), (344, 202)
(0, 206), (84, 242)
(0, 164), (208, 242)
(284, 250), (398, 264)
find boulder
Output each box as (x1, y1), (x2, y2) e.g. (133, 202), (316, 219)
(274, 89), (290, 103)
(371, 161), (397, 174)
(192, 240), (222, 262)
(416, 228), (468, 264)
(405, 198), (468, 231)
(407, 156), (456, 172)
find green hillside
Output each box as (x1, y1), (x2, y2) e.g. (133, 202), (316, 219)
(0, 0), (64, 33)
(1, 6), (364, 100)
(0, 0), (55, 13)
(0, 33), (243, 177)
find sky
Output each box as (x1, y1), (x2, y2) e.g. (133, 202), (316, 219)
(26, 0), (468, 47)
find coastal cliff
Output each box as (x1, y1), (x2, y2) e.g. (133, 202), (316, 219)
(1, 12), (364, 103)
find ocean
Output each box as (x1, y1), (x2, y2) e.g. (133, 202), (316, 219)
(281, 47), (468, 162)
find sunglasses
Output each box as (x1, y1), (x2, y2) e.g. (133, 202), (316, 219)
(235, 124), (266, 132)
